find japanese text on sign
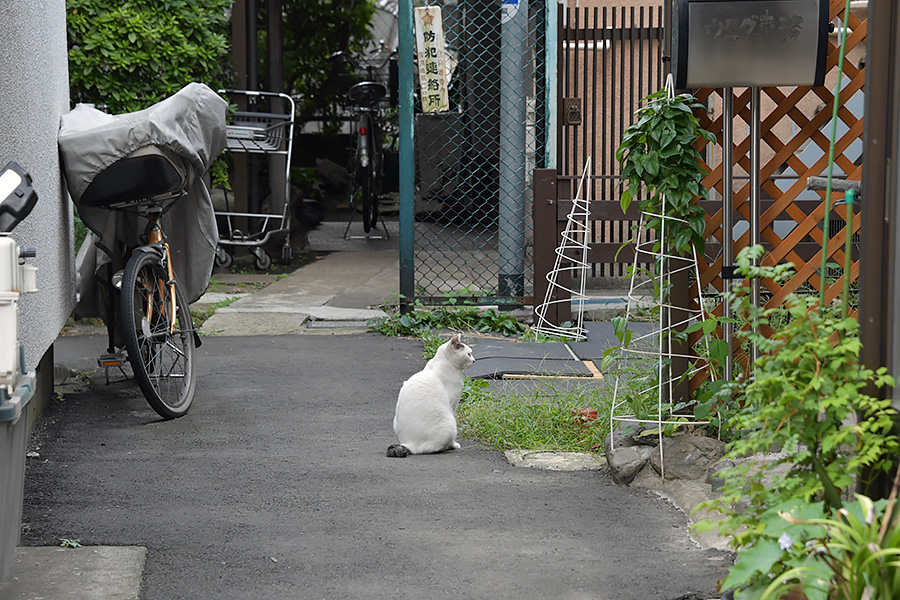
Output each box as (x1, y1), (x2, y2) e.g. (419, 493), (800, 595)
(414, 6), (449, 113)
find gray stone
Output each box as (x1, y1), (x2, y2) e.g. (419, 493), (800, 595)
(649, 435), (726, 481)
(53, 363), (75, 385)
(608, 445), (653, 485)
(504, 450), (606, 471)
(0, 546), (146, 600)
(604, 421), (652, 457)
(316, 158), (350, 191)
(706, 458), (735, 493)
(210, 186), (227, 211)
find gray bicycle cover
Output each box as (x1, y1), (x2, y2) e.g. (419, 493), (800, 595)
(58, 82), (227, 310)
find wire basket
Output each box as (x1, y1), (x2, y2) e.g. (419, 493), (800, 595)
(224, 111), (293, 153)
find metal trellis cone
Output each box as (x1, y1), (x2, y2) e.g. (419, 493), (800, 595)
(533, 158), (592, 341)
(609, 76), (716, 480)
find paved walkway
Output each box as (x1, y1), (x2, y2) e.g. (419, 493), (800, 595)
(198, 249), (398, 336)
(3, 247), (731, 599)
(10, 332), (729, 600)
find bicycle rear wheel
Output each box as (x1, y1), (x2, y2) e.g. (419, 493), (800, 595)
(121, 250), (197, 419)
(358, 163), (373, 233)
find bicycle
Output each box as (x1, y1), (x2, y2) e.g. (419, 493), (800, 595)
(78, 146), (198, 419)
(59, 83), (226, 420)
(332, 43), (397, 238)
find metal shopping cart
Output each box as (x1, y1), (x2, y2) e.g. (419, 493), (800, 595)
(215, 90), (295, 270)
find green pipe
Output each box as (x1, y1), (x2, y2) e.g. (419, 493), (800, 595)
(819, 0), (852, 308)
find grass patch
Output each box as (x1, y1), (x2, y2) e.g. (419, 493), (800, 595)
(205, 278), (269, 294)
(458, 380), (612, 453)
(191, 296), (240, 328)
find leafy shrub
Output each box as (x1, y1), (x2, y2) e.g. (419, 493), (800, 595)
(369, 304), (526, 339)
(67, 0), (232, 114)
(720, 486), (900, 600)
(693, 246), (898, 596)
(616, 88), (716, 256)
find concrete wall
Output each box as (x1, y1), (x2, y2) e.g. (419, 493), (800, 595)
(1, 0), (75, 362)
(0, 0), (74, 582)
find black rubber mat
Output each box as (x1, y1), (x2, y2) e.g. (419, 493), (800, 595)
(466, 321), (656, 378)
(468, 356), (593, 379)
(471, 341), (574, 360)
(567, 321), (657, 360)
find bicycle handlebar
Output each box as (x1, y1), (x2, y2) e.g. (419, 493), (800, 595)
(330, 43), (397, 73)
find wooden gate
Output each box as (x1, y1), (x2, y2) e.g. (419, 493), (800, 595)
(534, 4), (666, 324)
(557, 4), (665, 278)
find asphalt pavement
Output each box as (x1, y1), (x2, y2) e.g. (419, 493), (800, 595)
(2, 246), (731, 600)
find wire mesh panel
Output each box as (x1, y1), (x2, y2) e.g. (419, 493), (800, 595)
(407, 0), (550, 305)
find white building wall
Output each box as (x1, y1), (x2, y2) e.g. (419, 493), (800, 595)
(0, 0), (73, 581)
(0, 0), (76, 367)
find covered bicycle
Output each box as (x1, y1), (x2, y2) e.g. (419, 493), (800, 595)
(58, 82), (227, 418)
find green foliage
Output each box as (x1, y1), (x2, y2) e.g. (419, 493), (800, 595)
(719, 486), (900, 600)
(67, 0), (232, 114)
(283, 0), (376, 124)
(73, 207), (89, 254)
(59, 538), (82, 548)
(757, 488), (900, 600)
(693, 246), (899, 595)
(616, 88), (716, 256)
(190, 296), (239, 329)
(717, 498), (830, 599)
(368, 302), (526, 339)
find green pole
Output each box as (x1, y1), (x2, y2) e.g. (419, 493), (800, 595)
(398, 0), (415, 314)
(819, 0), (852, 308)
(842, 189), (855, 319)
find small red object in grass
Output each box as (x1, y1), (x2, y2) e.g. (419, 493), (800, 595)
(573, 408), (598, 427)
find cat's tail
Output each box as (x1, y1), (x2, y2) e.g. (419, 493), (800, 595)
(386, 444), (411, 458)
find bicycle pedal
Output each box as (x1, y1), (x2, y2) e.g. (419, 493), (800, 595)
(98, 350), (128, 368)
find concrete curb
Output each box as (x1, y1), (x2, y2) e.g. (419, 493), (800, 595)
(0, 546), (146, 600)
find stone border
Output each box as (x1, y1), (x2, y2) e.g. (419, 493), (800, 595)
(504, 450), (607, 471)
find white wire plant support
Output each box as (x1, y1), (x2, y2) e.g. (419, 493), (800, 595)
(609, 210), (717, 479)
(533, 158), (592, 341)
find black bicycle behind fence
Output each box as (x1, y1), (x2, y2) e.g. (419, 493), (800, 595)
(332, 43), (397, 239)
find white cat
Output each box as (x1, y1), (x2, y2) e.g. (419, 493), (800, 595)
(387, 333), (476, 458)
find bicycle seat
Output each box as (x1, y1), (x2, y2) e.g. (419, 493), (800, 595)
(80, 146), (188, 209)
(347, 81), (387, 108)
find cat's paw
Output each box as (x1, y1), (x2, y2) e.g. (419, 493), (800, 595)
(451, 442), (461, 450)
(386, 444), (411, 458)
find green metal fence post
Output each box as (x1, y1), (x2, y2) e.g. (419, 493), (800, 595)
(398, 0), (415, 314)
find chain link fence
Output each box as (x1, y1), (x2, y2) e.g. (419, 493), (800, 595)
(403, 0), (550, 306)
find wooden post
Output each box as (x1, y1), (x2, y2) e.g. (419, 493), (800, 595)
(532, 169), (573, 326)
(533, 169), (557, 323)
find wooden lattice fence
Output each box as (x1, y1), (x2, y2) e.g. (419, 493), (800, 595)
(695, 0), (866, 314)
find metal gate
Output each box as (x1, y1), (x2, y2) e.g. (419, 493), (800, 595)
(397, 0), (551, 308)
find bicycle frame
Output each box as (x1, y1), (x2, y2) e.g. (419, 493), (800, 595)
(356, 110), (377, 174)
(145, 218), (178, 335)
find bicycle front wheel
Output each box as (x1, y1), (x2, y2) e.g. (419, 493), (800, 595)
(121, 250), (197, 419)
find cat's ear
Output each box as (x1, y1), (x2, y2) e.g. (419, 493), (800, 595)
(450, 333), (462, 349)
